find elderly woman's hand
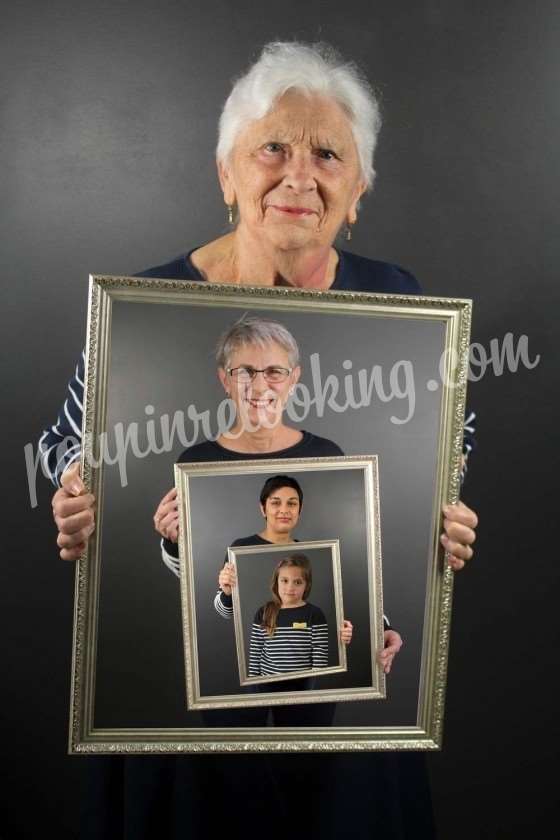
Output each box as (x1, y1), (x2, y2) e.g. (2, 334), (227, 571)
(377, 629), (403, 674)
(52, 462), (95, 561)
(441, 501), (478, 571)
(340, 619), (353, 645)
(154, 488), (179, 543)
(219, 563), (237, 596)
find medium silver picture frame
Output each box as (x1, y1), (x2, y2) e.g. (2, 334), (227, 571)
(174, 456), (384, 711)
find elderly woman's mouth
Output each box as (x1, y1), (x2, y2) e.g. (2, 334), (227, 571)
(269, 205), (317, 216)
(246, 398), (275, 408)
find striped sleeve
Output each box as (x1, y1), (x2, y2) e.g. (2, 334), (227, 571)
(461, 410), (476, 482)
(161, 540), (180, 578)
(38, 350), (85, 487)
(214, 590), (233, 619)
(311, 614), (328, 668)
(248, 620), (264, 677)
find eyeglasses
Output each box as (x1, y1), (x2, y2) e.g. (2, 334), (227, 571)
(227, 365), (292, 384)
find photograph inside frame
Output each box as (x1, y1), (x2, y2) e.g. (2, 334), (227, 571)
(232, 540), (348, 690)
(175, 459), (383, 713)
(77, 278), (470, 749)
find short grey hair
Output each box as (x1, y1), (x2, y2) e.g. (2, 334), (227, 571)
(216, 315), (300, 369)
(217, 41), (381, 190)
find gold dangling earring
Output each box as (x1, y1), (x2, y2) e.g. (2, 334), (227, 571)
(227, 204), (234, 225)
(346, 223), (353, 241)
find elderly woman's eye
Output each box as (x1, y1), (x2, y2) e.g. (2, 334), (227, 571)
(316, 148), (337, 161)
(264, 142), (284, 154)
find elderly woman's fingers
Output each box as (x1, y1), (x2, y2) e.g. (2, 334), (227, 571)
(165, 520), (180, 542)
(377, 652), (393, 674)
(445, 553), (466, 571)
(154, 501), (178, 527)
(442, 518), (477, 546)
(160, 487), (178, 504)
(218, 565), (236, 595)
(377, 649), (395, 674)
(54, 505), (95, 536)
(51, 478), (96, 561)
(440, 533), (473, 562)
(153, 488), (178, 521)
(219, 564), (237, 586)
(380, 630), (403, 664)
(52, 490), (95, 520)
(60, 462), (85, 496)
(154, 488), (180, 538)
(57, 521), (95, 548)
(441, 501), (478, 571)
(60, 543), (87, 561)
(158, 512), (179, 542)
(159, 509), (179, 530)
(442, 501), (478, 529)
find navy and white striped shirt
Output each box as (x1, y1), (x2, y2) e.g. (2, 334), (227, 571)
(249, 603), (328, 677)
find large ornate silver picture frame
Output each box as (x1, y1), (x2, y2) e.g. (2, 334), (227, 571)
(174, 456), (384, 711)
(71, 275), (471, 753)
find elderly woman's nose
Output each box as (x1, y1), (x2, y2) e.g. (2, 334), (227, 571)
(248, 372), (273, 392)
(283, 151), (316, 191)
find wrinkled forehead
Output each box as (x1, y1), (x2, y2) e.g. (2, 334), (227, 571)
(237, 89), (356, 150)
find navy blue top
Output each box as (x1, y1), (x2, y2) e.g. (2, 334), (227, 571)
(138, 246), (422, 294)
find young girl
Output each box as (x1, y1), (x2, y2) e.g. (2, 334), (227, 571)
(249, 553), (342, 678)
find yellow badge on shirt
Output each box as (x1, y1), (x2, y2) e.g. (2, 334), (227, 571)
(292, 622), (307, 629)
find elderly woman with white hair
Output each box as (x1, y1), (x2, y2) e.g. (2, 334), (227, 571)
(43, 40), (477, 840)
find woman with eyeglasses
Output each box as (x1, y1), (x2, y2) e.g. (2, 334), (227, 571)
(157, 313), (341, 548)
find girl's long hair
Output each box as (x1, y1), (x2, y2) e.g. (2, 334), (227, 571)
(261, 554), (312, 636)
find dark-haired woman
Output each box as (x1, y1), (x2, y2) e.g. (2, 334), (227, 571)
(214, 474), (305, 619)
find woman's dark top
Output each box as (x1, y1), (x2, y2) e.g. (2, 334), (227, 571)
(139, 246), (422, 294)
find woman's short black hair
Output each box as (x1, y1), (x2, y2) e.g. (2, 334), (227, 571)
(259, 475), (303, 508)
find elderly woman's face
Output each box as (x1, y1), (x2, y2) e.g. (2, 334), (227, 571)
(218, 340), (300, 431)
(219, 90), (366, 252)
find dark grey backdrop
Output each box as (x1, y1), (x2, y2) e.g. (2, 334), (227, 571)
(3, 1), (558, 838)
